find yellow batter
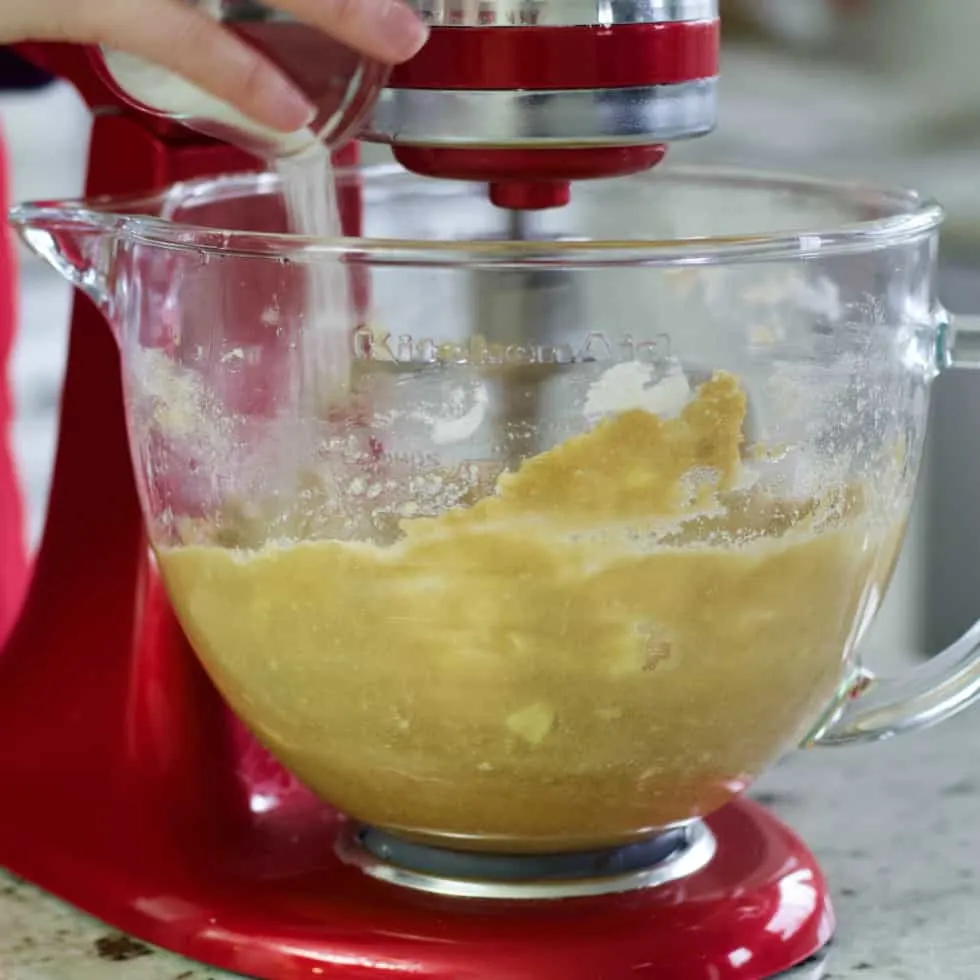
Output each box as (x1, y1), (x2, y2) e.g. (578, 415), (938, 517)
(158, 373), (894, 852)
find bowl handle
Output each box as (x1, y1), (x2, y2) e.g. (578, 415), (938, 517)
(812, 312), (980, 746)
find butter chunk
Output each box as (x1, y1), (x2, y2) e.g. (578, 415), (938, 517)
(506, 702), (555, 745)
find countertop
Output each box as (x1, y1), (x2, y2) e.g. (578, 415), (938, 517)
(1, 682), (979, 980)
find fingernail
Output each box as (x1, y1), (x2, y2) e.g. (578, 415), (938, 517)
(260, 71), (319, 133)
(375, 0), (430, 62)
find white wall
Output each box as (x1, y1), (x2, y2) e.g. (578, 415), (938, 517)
(3, 82), (88, 547)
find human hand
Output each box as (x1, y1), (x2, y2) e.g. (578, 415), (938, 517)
(0, 0), (428, 132)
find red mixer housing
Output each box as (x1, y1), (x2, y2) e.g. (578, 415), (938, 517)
(373, 0), (720, 207)
(0, 9), (834, 980)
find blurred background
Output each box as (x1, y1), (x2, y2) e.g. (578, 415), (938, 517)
(5, 0), (980, 668)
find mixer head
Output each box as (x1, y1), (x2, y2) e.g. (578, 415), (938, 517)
(81, 0), (717, 209)
(369, 0), (720, 208)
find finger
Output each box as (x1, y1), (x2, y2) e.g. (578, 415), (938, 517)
(81, 0), (317, 132)
(266, 0), (428, 63)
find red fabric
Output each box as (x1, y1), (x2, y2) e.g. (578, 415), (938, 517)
(0, 130), (27, 647)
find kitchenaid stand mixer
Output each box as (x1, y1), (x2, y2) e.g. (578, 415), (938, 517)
(0, 4), (889, 979)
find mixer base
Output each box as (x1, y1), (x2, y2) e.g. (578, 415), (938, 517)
(0, 744), (835, 980)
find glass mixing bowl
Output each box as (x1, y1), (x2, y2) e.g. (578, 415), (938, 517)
(14, 165), (980, 855)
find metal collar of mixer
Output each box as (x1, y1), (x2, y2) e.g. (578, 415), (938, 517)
(366, 79), (717, 146)
(410, 0), (717, 27)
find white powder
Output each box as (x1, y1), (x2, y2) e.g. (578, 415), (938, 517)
(584, 362), (691, 421)
(101, 45), (313, 157)
(275, 146), (353, 414)
(429, 385), (490, 446)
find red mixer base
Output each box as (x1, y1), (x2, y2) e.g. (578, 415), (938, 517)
(0, 791), (834, 980)
(0, 794), (834, 980)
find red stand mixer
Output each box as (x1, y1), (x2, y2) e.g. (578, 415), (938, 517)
(0, 3), (840, 978)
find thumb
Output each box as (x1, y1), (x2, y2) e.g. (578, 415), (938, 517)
(82, 0), (317, 132)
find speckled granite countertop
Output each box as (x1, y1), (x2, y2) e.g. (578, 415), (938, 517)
(1, 694), (978, 980)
